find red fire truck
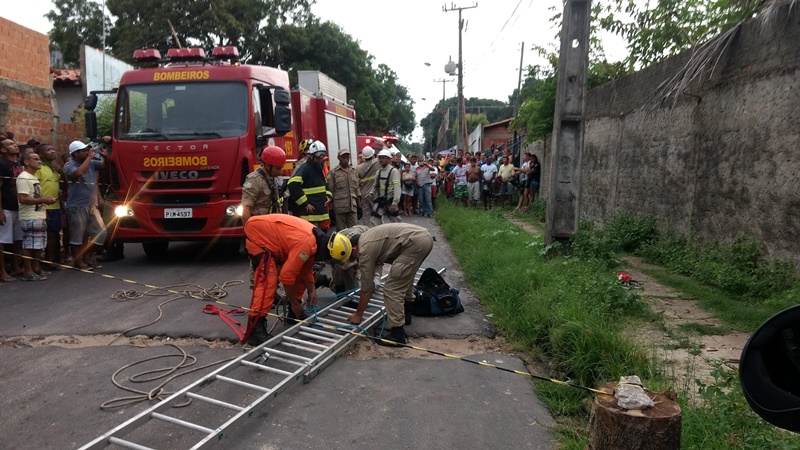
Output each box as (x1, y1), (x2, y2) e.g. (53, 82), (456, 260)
(84, 46), (357, 257)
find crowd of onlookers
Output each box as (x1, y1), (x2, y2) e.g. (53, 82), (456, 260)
(1, 129), (539, 283)
(0, 131), (120, 283)
(376, 144), (541, 215)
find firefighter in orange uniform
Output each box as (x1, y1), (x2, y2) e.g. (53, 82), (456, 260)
(243, 213), (352, 345)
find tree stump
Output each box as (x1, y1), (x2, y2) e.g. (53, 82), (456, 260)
(588, 382), (681, 450)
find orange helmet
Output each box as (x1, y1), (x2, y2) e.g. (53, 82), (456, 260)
(260, 145), (286, 167)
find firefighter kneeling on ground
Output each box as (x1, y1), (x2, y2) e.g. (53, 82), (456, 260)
(243, 214), (352, 345)
(343, 223), (434, 345)
(242, 145), (286, 289)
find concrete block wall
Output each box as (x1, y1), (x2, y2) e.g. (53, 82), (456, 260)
(0, 16), (83, 152)
(573, 5), (800, 267)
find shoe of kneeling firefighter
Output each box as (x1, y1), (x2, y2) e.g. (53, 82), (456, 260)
(374, 326), (407, 346)
(247, 316), (270, 346)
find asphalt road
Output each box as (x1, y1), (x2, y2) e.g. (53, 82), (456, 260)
(0, 215), (556, 449)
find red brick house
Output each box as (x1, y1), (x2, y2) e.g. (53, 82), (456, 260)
(0, 17), (84, 152)
(482, 118), (513, 152)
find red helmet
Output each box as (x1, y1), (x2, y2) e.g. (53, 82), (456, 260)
(260, 145), (286, 167)
(616, 272), (632, 283)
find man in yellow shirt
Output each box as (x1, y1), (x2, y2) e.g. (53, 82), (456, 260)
(18, 151), (56, 280)
(497, 156), (515, 208)
(34, 144), (63, 270)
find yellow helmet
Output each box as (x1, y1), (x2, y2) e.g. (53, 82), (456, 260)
(298, 139), (312, 154)
(327, 232), (352, 263)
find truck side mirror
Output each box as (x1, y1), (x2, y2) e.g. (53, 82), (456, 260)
(273, 89), (291, 135)
(85, 93), (98, 111)
(255, 84), (292, 137)
(85, 110), (98, 139)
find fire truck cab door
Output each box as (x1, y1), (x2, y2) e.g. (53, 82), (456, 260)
(255, 85), (292, 147)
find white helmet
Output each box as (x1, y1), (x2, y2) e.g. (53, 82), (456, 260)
(377, 149), (392, 158)
(362, 146), (375, 159)
(308, 140), (327, 158)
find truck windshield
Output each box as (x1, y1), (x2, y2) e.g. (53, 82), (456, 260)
(116, 81), (248, 141)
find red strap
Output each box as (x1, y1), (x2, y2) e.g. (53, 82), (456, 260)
(203, 304), (247, 340)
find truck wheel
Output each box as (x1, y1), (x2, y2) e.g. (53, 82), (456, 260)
(142, 242), (169, 259)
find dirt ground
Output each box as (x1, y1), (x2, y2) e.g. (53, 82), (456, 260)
(507, 215), (748, 396)
(0, 334), (238, 349)
(346, 335), (512, 360)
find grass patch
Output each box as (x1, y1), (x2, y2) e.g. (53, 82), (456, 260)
(642, 267), (792, 332)
(511, 199), (547, 230)
(434, 200), (800, 448)
(676, 322), (730, 336)
(435, 199), (655, 444)
(639, 230), (798, 306)
(681, 366), (800, 449)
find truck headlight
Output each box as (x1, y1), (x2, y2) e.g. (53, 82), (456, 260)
(114, 206), (134, 217)
(226, 205), (244, 217)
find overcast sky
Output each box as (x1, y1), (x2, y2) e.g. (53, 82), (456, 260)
(1, 0), (627, 141)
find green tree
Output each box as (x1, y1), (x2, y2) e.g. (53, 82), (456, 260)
(105, 0), (313, 63)
(96, 96), (116, 138)
(251, 19), (415, 138)
(512, 55), (626, 144)
(465, 113), (489, 133)
(510, 2), (630, 144)
(49, 2), (414, 138)
(46, 0), (110, 67)
(598, 0), (791, 69)
(512, 0), (792, 144)
(366, 64), (415, 137)
(419, 97), (510, 153)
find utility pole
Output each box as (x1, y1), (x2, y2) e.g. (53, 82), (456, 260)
(433, 78), (454, 105)
(443, 2), (478, 157)
(545, 0), (592, 245)
(433, 78), (454, 150)
(512, 41), (525, 165)
(515, 42), (524, 115)
(101, 0), (106, 90)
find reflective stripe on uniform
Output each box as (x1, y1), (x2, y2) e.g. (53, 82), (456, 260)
(360, 175), (376, 182)
(302, 186), (327, 195)
(288, 176), (303, 184)
(300, 213), (330, 221)
(295, 194), (308, 205)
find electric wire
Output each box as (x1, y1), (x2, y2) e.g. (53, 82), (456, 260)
(469, 0), (526, 74)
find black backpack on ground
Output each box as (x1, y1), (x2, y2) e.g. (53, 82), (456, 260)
(411, 268), (465, 317)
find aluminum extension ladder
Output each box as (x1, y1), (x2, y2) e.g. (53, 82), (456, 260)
(81, 267), (443, 450)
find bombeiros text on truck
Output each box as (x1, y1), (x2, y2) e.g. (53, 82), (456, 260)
(84, 46), (357, 257)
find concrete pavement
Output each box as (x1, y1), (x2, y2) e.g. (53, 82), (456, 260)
(0, 214), (556, 449)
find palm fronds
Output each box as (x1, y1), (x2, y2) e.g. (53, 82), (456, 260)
(647, 0), (797, 110)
